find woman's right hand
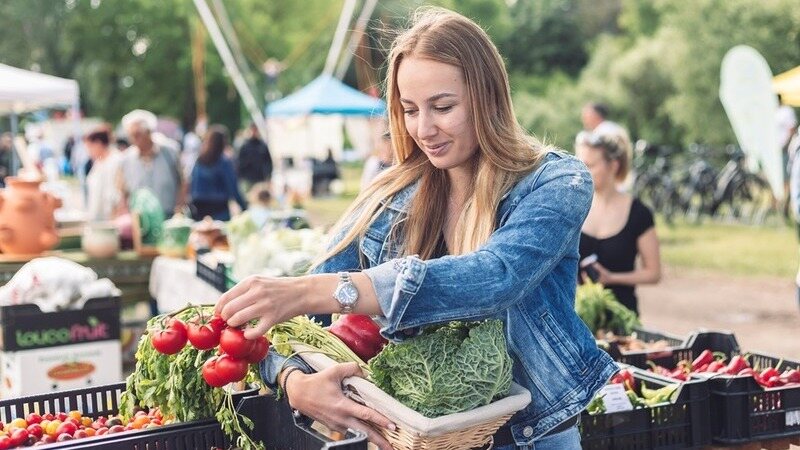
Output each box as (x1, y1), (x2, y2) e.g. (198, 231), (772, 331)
(285, 362), (395, 450)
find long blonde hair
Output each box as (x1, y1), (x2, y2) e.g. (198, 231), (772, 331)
(319, 8), (549, 264)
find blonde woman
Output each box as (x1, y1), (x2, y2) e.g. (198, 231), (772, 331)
(575, 130), (661, 315)
(216, 8), (616, 450)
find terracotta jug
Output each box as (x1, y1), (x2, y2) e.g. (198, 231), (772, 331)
(0, 177), (62, 255)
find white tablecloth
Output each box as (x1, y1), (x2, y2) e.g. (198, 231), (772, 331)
(148, 256), (222, 313)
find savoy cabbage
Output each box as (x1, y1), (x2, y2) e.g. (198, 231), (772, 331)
(368, 320), (513, 418)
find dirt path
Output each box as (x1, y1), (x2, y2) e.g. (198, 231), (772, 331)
(637, 266), (800, 360)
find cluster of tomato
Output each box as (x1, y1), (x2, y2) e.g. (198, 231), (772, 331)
(150, 312), (269, 388)
(0, 409), (163, 448)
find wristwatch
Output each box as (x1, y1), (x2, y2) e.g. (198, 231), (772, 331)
(333, 272), (359, 313)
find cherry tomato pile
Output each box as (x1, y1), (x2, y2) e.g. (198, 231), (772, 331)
(149, 311), (270, 388)
(0, 409), (164, 448)
(648, 349), (800, 388)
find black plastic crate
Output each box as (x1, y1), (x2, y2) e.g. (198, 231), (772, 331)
(686, 332), (800, 444)
(196, 254), (231, 292)
(0, 382), (367, 449)
(581, 364), (711, 449)
(621, 330), (739, 372)
(604, 327), (689, 368)
(630, 331), (800, 444)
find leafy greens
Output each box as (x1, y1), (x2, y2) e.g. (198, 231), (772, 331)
(368, 320), (513, 418)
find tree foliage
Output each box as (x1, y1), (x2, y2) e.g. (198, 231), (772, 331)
(514, 0), (800, 150)
(0, 0), (796, 149)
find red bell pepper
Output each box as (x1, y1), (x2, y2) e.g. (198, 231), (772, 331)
(759, 367), (780, 381)
(706, 360), (725, 373)
(692, 350), (714, 369)
(668, 367), (688, 381)
(780, 369), (800, 384)
(724, 355), (750, 375)
(328, 314), (387, 362)
(611, 369), (636, 390)
(763, 375), (784, 388)
(737, 368), (756, 377)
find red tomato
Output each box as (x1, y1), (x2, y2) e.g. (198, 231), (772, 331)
(215, 354), (249, 383)
(187, 322), (221, 350)
(26, 423), (43, 439)
(202, 357), (227, 387)
(65, 417), (80, 427)
(210, 315), (227, 333)
(26, 413), (42, 425)
(219, 328), (254, 358)
(55, 421), (78, 437)
(10, 428), (29, 446)
(244, 336), (270, 363)
(73, 429), (88, 439)
(151, 319), (189, 355)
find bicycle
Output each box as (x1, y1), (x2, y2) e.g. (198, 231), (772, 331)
(675, 143), (719, 223)
(709, 145), (776, 225)
(632, 141), (682, 224)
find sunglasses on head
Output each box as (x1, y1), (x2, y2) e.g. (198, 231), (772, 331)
(577, 131), (620, 155)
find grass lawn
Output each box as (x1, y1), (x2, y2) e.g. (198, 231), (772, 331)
(657, 217), (798, 278)
(302, 164), (800, 279)
(303, 164), (360, 228)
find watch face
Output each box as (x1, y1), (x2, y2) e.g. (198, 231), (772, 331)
(335, 283), (358, 306)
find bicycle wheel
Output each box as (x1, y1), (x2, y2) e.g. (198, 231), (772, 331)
(742, 175), (776, 225)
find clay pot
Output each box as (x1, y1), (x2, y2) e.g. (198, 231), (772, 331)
(0, 177), (63, 255)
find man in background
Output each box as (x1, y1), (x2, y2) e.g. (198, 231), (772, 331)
(118, 109), (185, 218)
(235, 122), (273, 196)
(581, 102), (628, 137)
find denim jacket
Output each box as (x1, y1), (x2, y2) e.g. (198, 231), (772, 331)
(262, 151), (617, 446)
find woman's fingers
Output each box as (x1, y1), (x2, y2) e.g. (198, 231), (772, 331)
(348, 402), (395, 431)
(222, 295), (262, 327)
(243, 319), (270, 340)
(215, 276), (257, 315)
(344, 418), (394, 450)
(330, 361), (363, 379)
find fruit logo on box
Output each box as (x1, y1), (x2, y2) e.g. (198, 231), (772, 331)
(14, 316), (111, 349)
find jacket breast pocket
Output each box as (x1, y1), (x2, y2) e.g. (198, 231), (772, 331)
(359, 233), (382, 267)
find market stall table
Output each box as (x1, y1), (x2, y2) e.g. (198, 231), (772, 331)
(149, 255), (221, 313)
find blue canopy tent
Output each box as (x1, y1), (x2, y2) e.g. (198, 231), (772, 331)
(266, 74), (385, 117)
(264, 75), (385, 163)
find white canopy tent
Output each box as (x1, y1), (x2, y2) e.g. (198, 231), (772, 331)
(0, 63), (80, 115)
(0, 63), (81, 175)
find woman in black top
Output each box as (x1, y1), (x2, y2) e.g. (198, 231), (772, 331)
(575, 130), (661, 314)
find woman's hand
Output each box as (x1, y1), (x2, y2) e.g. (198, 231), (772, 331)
(285, 362), (395, 450)
(215, 275), (302, 339)
(592, 262), (614, 285)
(581, 262), (615, 286)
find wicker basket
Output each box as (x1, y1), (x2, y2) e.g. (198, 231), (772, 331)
(296, 346), (532, 450)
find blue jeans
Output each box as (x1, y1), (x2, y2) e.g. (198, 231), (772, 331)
(494, 425), (581, 450)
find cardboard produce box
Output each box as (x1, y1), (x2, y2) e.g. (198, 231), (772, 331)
(0, 297), (121, 398)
